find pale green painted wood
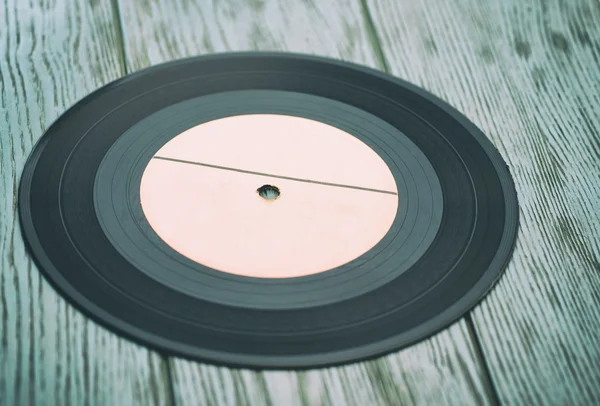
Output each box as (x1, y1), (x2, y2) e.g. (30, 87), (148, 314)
(0, 0), (172, 405)
(367, 0), (600, 404)
(8, 0), (597, 404)
(115, 0), (495, 404)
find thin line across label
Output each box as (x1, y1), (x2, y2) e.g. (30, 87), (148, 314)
(153, 156), (398, 195)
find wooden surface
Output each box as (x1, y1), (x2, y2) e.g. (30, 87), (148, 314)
(1, 0), (598, 405)
(0, 1), (172, 405)
(366, 0), (600, 404)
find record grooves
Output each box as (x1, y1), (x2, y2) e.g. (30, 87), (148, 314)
(19, 52), (519, 369)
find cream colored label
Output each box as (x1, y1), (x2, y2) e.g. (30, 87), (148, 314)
(140, 114), (398, 278)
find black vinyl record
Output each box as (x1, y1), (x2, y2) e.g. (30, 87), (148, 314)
(19, 52), (519, 369)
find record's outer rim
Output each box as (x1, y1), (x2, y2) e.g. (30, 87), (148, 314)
(18, 52), (519, 370)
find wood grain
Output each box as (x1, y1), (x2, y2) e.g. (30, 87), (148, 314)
(115, 0), (495, 404)
(0, 0), (172, 405)
(117, 0), (381, 71)
(366, 0), (600, 404)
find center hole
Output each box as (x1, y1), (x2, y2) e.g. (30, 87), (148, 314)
(257, 184), (280, 200)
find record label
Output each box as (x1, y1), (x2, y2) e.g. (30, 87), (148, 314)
(140, 114), (399, 278)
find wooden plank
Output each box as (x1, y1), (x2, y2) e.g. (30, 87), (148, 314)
(0, 0), (173, 405)
(117, 0), (381, 70)
(116, 0), (496, 404)
(366, 0), (600, 404)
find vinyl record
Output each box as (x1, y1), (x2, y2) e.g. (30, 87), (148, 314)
(18, 52), (519, 369)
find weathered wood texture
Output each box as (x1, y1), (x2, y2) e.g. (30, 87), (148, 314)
(116, 0), (495, 405)
(0, 1), (172, 405)
(4, 0), (599, 404)
(367, 0), (600, 404)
